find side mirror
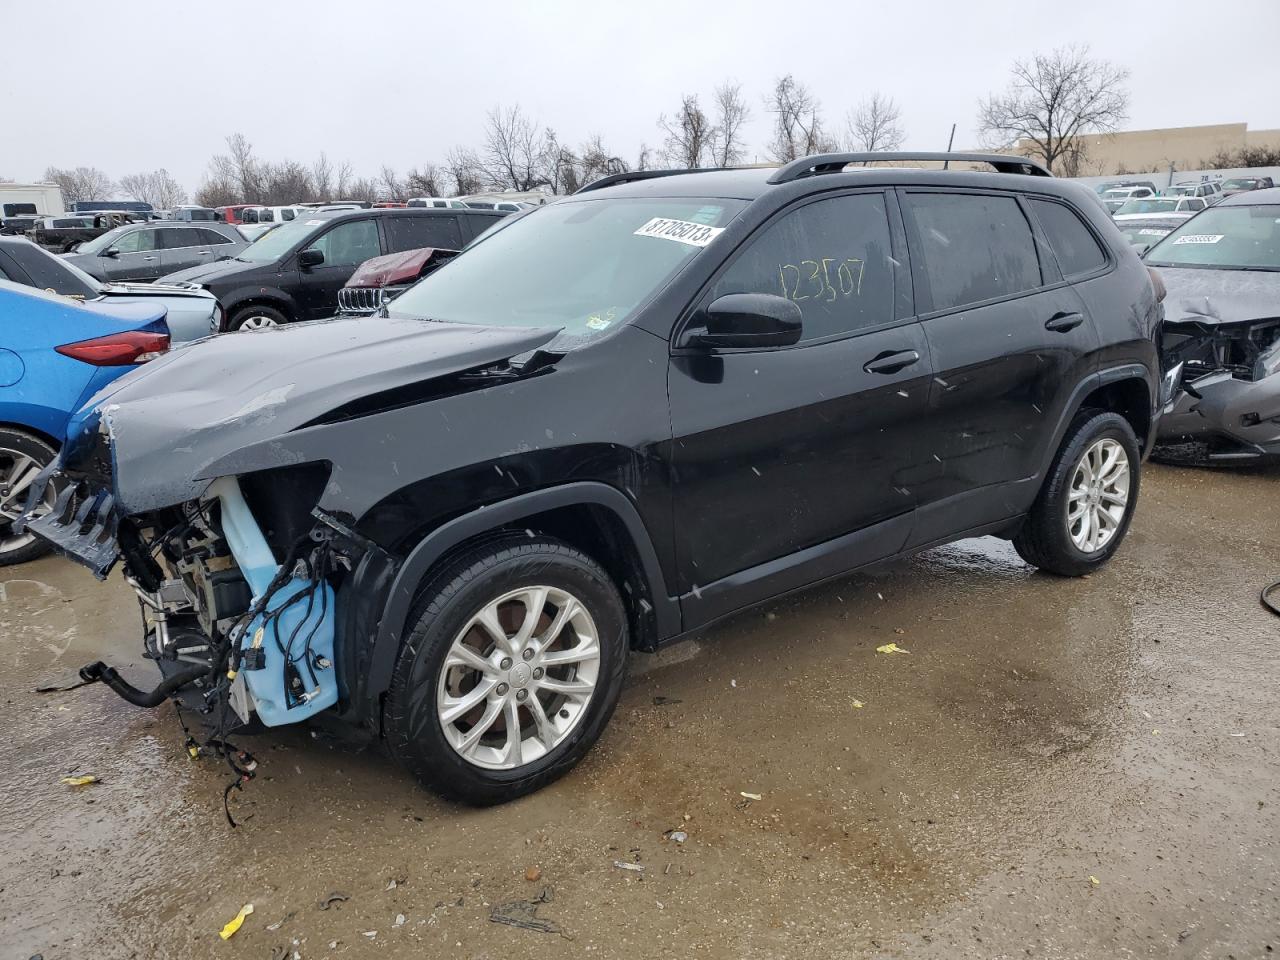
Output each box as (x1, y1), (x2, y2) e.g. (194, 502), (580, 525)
(103, 247), (120, 258)
(686, 293), (803, 350)
(298, 248), (324, 269)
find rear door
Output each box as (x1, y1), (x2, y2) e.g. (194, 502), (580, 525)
(900, 189), (1100, 544)
(295, 217), (383, 319)
(669, 190), (931, 624)
(157, 227), (208, 274)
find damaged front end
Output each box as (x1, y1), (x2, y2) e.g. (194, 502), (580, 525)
(17, 315), (559, 730)
(1158, 297), (1280, 463)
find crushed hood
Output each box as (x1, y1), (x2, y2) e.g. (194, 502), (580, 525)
(65, 315), (559, 514)
(100, 279), (217, 301)
(1158, 267), (1280, 327)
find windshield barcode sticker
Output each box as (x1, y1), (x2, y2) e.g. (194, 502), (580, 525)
(1138, 228), (1170, 236)
(1172, 234), (1224, 245)
(634, 217), (724, 247)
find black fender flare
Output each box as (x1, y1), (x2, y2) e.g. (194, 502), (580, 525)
(365, 481), (680, 697)
(1042, 363), (1156, 473)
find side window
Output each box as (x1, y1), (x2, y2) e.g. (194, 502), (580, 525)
(386, 215), (463, 252)
(305, 218), (381, 267)
(260, 209), (275, 222)
(158, 228), (197, 249)
(281, 208), (295, 221)
(1028, 198), (1107, 279)
(708, 193), (896, 342)
(904, 192), (1041, 311)
(1189, 198), (1206, 211)
(113, 229), (157, 254)
(200, 229), (233, 245)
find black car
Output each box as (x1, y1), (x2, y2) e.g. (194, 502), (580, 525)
(158, 207), (507, 330)
(1144, 187), (1280, 462)
(24, 152), (1163, 806)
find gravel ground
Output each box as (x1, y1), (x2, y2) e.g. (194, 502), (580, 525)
(1, 461), (1277, 959)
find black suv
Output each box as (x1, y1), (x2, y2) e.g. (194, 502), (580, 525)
(25, 153), (1164, 805)
(158, 207), (507, 331)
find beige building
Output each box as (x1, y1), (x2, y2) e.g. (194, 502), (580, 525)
(1017, 122), (1280, 175)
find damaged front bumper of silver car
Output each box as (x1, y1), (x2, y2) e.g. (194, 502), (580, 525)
(1158, 311), (1280, 462)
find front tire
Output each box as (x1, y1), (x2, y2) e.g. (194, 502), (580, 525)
(0, 428), (62, 566)
(1013, 411), (1141, 576)
(384, 537), (628, 805)
(229, 305), (287, 331)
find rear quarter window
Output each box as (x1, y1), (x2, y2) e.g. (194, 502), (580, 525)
(1028, 199), (1108, 279)
(903, 192), (1042, 311)
(386, 215), (462, 252)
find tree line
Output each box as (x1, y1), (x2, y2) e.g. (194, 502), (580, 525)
(27, 48), (1153, 209)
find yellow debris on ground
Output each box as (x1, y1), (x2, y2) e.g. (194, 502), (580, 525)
(875, 642), (909, 655)
(219, 903), (254, 940)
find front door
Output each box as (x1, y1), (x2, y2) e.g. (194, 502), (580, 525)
(669, 191), (932, 626)
(897, 189), (1100, 544)
(105, 226), (162, 281)
(295, 218), (382, 319)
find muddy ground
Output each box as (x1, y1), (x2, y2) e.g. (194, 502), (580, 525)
(2, 462), (1277, 959)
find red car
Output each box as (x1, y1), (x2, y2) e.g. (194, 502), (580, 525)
(215, 204), (259, 225)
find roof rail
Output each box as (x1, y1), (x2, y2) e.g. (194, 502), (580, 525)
(767, 152), (1052, 184)
(575, 168), (719, 194)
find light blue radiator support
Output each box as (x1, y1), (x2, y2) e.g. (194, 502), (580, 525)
(208, 477), (338, 726)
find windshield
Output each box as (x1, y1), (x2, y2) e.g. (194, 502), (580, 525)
(237, 216), (332, 261)
(1145, 204), (1280, 271)
(1102, 189), (1135, 199)
(1164, 185), (1195, 196)
(74, 225), (133, 256)
(1116, 199), (1180, 215)
(1221, 179), (1258, 190)
(386, 197), (746, 346)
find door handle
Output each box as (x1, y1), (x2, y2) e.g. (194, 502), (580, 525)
(863, 349), (921, 374)
(1045, 311), (1084, 332)
(142, 256), (158, 261)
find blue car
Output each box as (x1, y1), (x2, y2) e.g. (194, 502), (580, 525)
(0, 280), (169, 565)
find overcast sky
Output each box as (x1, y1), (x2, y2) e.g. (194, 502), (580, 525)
(4, 0), (1278, 193)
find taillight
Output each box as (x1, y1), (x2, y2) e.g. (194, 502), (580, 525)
(56, 330), (170, 366)
(1147, 266), (1167, 304)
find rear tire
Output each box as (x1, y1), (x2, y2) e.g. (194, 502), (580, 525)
(384, 536), (628, 805)
(229, 305), (287, 331)
(1013, 411), (1141, 576)
(0, 428), (62, 567)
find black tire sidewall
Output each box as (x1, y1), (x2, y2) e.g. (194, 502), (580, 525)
(385, 540), (627, 804)
(0, 427), (60, 566)
(1040, 413), (1141, 572)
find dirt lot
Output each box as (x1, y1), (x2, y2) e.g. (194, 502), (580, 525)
(2, 462), (1277, 959)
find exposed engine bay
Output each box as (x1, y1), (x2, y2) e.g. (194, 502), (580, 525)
(1157, 291), (1280, 462)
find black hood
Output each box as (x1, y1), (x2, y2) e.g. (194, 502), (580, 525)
(67, 316), (559, 514)
(1158, 267), (1280, 327)
(158, 257), (267, 285)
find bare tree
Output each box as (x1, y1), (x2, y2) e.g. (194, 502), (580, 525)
(224, 133), (263, 202)
(978, 44), (1129, 174)
(446, 148), (484, 196)
(846, 92), (905, 153)
(406, 163), (445, 197)
(119, 169), (188, 208)
(345, 177), (380, 203)
(635, 143), (653, 172)
(710, 82), (750, 167)
(766, 75), (836, 162)
(336, 161), (354, 198)
(478, 105), (550, 191)
(658, 94), (713, 169)
(378, 165), (404, 200)
(312, 152), (334, 200)
(262, 160), (314, 204)
(43, 166), (115, 204)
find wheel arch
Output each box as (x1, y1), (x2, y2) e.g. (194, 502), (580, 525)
(0, 418), (63, 450)
(221, 291), (296, 329)
(364, 481), (680, 705)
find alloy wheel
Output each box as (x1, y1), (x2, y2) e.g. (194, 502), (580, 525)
(237, 314), (280, 331)
(1066, 438), (1130, 553)
(436, 585), (601, 771)
(0, 447), (55, 557)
